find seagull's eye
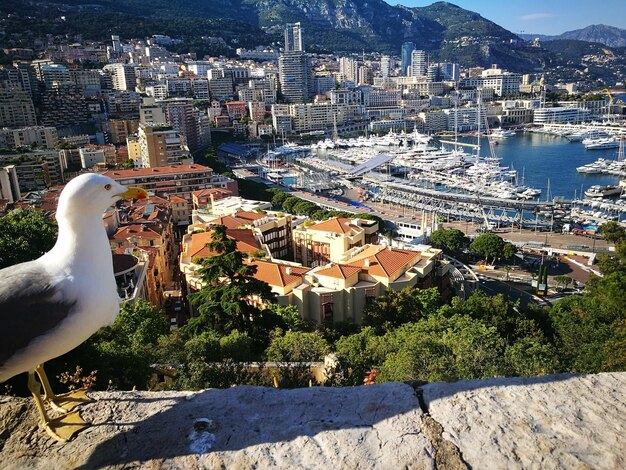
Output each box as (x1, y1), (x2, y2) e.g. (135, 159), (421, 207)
(104, 184), (112, 191)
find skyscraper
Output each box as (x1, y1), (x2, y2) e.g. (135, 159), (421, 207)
(279, 23), (313, 103)
(410, 50), (428, 78)
(284, 22), (304, 52)
(401, 42), (415, 77)
(380, 56), (393, 78)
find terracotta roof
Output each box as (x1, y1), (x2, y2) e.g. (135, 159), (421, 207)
(347, 247), (420, 279)
(207, 215), (248, 229)
(235, 210), (265, 222)
(315, 264), (362, 280)
(246, 259), (309, 288)
(168, 195), (188, 204)
(193, 188), (232, 198)
(308, 217), (362, 235)
(112, 225), (162, 240)
(189, 228), (259, 259)
(102, 164), (212, 179)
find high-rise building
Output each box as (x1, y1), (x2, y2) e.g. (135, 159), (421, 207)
(410, 50), (428, 78)
(162, 98), (200, 152)
(0, 87), (37, 128)
(339, 57), (360, 83)
(284, 22), (304, 52)
(278, 23), (312, 103)
(401, 42), (415, 77)
(439, 62), (460, 81)
(278, 53), (313, 103)
(380, 56), (393, 78)
(137, 125), (192, 168)
(104, 64), (137, 91)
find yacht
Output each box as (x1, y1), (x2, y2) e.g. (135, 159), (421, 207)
(490, 129), (516, 139)
(583, 138), (619, 150)
(584, 185), (623, 198)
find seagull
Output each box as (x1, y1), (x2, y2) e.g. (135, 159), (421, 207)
(0, 173), (147, 442)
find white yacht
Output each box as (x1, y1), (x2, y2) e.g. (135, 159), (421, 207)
(584, 185), (623, 198)
(490, 129), (516, 139)
(583, 138), (619, 150)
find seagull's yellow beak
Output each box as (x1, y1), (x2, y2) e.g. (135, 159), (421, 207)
(116, 186), (148, 200)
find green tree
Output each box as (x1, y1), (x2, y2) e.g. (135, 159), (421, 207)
(187, 225), (278, 346)
(271, 190), (290, 208)
(600, 221), (626, 244)
(553, 275), (572, 291)
(0, 208), (57, 268)
(281, 196), (302, 214)
(267, 303), (305, 331)
(428, 228), (469, 253)
(470, 233), (505, 264)
(363, 287), (441, 333)
(265, 330), (330, 362)
(116, 299), (170, 351)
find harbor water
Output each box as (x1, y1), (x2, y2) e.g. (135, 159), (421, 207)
(471, 132), (622, 200)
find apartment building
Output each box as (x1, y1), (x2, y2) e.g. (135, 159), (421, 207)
(0, 126), (58, 149)
(293, 217), (379, 267)
(0, 149), (64, 192)
(136, 125), (192, 168)
(0, 87), (37, 128)
(102, 164), (238, 200)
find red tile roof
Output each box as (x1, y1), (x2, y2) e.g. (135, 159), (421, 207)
(347, 247), (420, 279)
(246, 259), (309, 287)
(102, 164), (212, 179)
(314, 264), (362, 280)
(189, 228), (259, 259)
(308, 217), (362, 235)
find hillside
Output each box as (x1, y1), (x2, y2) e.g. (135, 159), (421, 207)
(520, 24), (626, 48)
(2, 0), (626, 76)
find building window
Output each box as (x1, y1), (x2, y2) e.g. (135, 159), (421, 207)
(321, 293), (334, 323)
(365, 287), (376, 304)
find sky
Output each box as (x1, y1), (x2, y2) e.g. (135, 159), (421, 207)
(395, 1), (626, 35)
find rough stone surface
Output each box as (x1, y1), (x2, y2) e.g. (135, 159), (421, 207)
(423, 373), (626, 470)
(0, 383), (435, 469)
(1, 373), (624, 469)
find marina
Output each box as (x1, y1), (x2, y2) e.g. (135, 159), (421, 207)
(254, 124), (626, 231)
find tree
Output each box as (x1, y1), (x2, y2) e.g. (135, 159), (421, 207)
(363, 287), (441, 333)
(116, 299), (169, 351)
(470, 233), (505, 264)
(265, 330), (330, 362)
(553, 275), (572, 291)
(281, 196), (301, 214)
(0, 208), (57, 268)
(267, 303), (305, 331)
(428, 228), (469, 253)
(271, 190), (290, 208)
(188, 225), (278, 346)
(600, 221), (626, 244)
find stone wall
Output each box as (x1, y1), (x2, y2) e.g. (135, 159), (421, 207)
(0, 373), (624, 469)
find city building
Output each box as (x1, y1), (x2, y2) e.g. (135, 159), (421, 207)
(293, 217), (379, 267)
(284, 22), (304, 53)
(410, 50), (428, 78)
(0, 87), (37, 128)
(0, 150), (64, 192)
(102, 164), (238, 200)
(401, 42), (415, 76)
(136, 125), (192, 168)
(0, 126), (58, 149)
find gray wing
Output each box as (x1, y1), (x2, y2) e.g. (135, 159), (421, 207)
(0, 260), (77, 367)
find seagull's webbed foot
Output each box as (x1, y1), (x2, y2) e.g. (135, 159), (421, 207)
(48, 389), (94, 413)
(36, 364), (93, 412)
(43, 411), (90, 442)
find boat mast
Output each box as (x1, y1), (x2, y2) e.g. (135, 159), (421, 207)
(476, 88), (481, 158)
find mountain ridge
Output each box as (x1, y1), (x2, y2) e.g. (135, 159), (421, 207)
(519, 24), (626, 48)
